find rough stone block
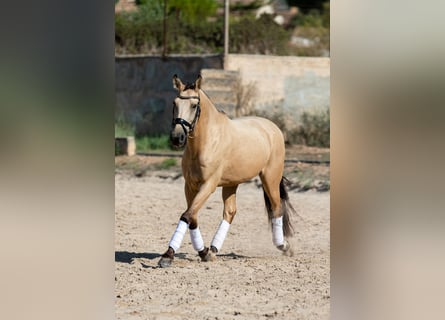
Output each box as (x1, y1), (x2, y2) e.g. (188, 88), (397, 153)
(115, 137), (136, 156)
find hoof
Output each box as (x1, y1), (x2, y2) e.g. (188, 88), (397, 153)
(199, 246), (217, 262)
(158, 257), (173, 268)
(277, 240), (294, 257)
(282, 247), (294, 257)
(202, 251), (217, 262)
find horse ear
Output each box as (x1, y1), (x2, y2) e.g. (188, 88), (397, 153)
(173, 74), (184, 91)
(195, 75), (202, 90)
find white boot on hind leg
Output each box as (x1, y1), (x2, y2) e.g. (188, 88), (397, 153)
(272, 217), (294, 256)
(272, 216), (284, 246)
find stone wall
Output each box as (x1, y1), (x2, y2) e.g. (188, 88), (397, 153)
(115, 54), (223, 136)
(226, 54), (330, 123)
(115, 54), (329, 136)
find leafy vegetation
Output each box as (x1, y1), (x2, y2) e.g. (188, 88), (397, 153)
(156, 158), (177, 170)
(115, 3), (164, 54)
(115, 0), (330, 56)
(115, 119), (135, 137)
(167, 0), (218, 25)
(287, 2), (330, 56)
(255, 107), (330, 148)
(115, 156), (179, 177)
(116, 0), (222, 54)
(136, 134), (172, 152)
(230, 14), (290, 55)
(115, 118), (173, 153)
(290, 108), (330, 147)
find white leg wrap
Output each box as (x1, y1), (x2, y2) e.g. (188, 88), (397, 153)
(272, 217), (285, 246)
(189, 227), (205, 252)
(168, 220), (188, 252)
(211, 220), (231, 251)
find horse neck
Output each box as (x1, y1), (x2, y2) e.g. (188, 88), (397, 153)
(187, 90), (224, 154)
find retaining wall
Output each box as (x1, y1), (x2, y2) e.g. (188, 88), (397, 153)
(115, 54), (223, 136)
(115, 54), (329, 135)
(226, 54), (330, 119)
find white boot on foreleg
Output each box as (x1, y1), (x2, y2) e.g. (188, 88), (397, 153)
(168, 220), (188, 252)
(189, 226), (205, 252)
(210, 219), (231, 252)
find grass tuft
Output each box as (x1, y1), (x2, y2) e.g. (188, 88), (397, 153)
(155, 158), (177, 170)
(115, 120), (135, 138)
(136, 135), (172, 152)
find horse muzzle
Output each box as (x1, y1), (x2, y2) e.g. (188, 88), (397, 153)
(170, 125), (187, 148)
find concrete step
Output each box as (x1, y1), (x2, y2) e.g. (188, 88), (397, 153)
(200, 68), (240, 117)
(204, 90), (237, 104)
(201, 69), (239, 79)
(201, 77), (237, 91)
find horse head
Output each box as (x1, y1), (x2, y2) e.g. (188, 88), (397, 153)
(170, 74), (202, 148)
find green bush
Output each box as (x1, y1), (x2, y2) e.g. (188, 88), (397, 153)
(287, 1), (330, 56)
(115, 119), (135, 137)
(290, 26), (330, 56)
(290, 108), (330, 147)
(116, 4), (293, 55)
(230, 14), (290, 55)
(255, 107), (330, 148)
(115, 1), (329, 56)
(156, 158), (177, 170)
(168, 0), (218, 25)
(116, 0), (221, 55)
(136, 135), (171, 152)
(115, 3), (164, 54)
(167, 17), (224, 54)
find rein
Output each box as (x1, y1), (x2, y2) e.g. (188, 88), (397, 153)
(172, 94), (201, 137)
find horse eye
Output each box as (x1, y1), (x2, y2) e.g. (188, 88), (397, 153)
(191, 104), (197, 109)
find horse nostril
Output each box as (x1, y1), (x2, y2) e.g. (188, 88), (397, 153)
(170, 132), (186, 147)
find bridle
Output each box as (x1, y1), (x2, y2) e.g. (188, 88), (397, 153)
(172, 94), (201, 137)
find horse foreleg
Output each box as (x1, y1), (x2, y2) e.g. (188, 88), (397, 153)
(179, 183), (206, 254)
(201, 186), (238, 262)
(158, 180), (217, 268)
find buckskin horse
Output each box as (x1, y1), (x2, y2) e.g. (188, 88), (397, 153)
(158, 74), (295, 268)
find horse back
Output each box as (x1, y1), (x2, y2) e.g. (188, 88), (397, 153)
(230, 116), (284, 151)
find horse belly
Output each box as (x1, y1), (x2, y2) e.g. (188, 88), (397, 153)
(218, 145), (269, 186)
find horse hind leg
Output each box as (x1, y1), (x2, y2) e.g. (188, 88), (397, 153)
(260, 173), (294, 256)
(202, 186), (238, 262)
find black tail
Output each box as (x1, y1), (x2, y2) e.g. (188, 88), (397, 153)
(263, 177), (295, 237)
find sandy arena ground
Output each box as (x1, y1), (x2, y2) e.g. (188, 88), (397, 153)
(115, 169), (330, 319)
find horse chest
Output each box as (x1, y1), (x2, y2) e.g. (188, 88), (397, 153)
(183, 160), (222, 185)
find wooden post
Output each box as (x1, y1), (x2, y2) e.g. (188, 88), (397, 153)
(162, 0), (168, 58)
(223, 0), (229, 69)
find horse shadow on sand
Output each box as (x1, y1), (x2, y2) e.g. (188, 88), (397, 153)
(115, 250), (250, 268)
(115, 251), (196, 268)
